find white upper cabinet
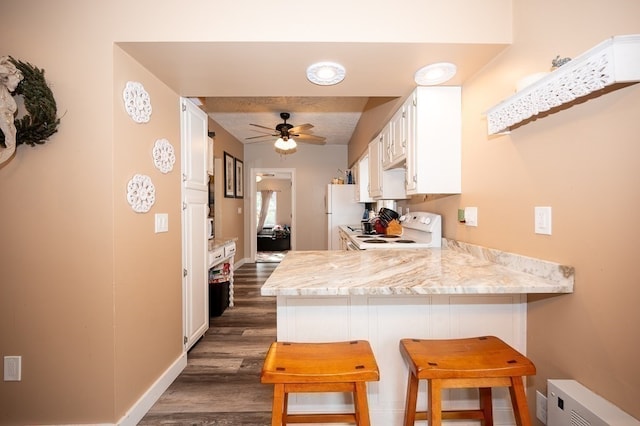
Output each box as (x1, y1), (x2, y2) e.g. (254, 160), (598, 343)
(368, 133), (408, 200)
(382, 106), (407, 170)
(181, 99), (209, 192)
(355, 154), (374, 202)
(405, 86), (461, 195)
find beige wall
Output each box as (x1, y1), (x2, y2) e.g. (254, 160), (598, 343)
(112, 48), (184, 417)
(392, 0), (640, 420)
(244, 143), (350, 251)
(208, 117), (245, 262)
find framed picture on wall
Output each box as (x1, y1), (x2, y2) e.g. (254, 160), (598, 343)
(234, 158), (244, 199)
(224, 152), (235, 198)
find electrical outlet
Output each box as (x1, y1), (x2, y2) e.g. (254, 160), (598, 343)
(4, 356), (21, 381)
(464, 207), (478, 227)
(535, 206), (552, 235)
(536, 390), (547, 424)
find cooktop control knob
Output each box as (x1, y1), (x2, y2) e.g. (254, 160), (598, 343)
(420, 217), (432, 225)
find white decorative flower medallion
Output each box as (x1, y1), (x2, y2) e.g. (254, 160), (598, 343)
(123, 81), (152, 123)
(126, 174), (156, 213)
(152, 138), (176, 173)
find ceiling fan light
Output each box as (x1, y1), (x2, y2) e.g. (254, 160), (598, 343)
(274, 137), (297, 152)
(414, 62), (457, 86)
(306, 62), (346, 86)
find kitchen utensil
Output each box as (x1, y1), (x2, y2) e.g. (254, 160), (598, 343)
(361, 220), (375, 234)
(373, 218), (386, 234)
(378, 207), (399, 226)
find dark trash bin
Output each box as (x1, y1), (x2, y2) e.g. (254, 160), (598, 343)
(209, 281), (229, 317)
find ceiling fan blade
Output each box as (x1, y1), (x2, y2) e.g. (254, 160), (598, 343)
(288, 123), (314, 133)
(244, 139), (271, 144)
(295, 134), (326, 142)
(249, 123), (276, 131)
(298, 139), (326, 145)
(245, 134), (275, 140)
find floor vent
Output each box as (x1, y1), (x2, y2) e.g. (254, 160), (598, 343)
(548, 380), (640, 426)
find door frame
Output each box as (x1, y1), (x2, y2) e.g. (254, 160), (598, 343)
(249, 167), (296, 262)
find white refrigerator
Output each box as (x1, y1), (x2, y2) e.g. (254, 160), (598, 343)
(325, 184), (365, 250)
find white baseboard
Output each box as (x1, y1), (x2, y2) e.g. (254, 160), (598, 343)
(116, 351), (187, 426)
(236, 258), (247, 268)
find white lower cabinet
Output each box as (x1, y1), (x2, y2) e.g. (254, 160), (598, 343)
(405, 86), (461, 195)
(276, 293), (526, 426)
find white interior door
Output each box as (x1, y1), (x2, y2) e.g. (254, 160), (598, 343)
(181, 97), (209, 351)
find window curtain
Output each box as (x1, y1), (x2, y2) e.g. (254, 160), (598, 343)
(257, 190), (274, 233)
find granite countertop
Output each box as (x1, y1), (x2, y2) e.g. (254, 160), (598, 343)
(260, 241), (574, 296)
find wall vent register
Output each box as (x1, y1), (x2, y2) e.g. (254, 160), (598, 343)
(547, 379), (639, 426)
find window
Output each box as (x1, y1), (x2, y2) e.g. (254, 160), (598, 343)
(256, 191), (277, 227)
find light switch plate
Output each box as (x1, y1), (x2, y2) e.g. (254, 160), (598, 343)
(4, 356), (21, 381)
(155, 213), (169, 233)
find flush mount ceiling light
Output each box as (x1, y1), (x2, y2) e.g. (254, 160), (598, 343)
(414, 62), (457, 86)
(306, 61), (346, 86)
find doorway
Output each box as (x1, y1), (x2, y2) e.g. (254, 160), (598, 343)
(250, 168), (296, 263)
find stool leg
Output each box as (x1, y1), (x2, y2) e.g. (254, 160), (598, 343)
(271, 383), (285, 426)
(479, 387), (493, 426)
(428, 379), (443, 426)
(353, 382), (371, 426)
(403, 372), (419, 426)
(508, 377), (532, 426)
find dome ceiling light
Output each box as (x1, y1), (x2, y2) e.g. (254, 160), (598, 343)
(414, 62), (457, 86)
(306, 62), (346, 86)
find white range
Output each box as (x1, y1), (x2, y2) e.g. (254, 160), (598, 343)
(342, 211), (442, 250)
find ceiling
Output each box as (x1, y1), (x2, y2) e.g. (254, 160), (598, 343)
(119, 41), (508, 146)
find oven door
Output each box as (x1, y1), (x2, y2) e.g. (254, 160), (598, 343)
(346, 240), (361, 251)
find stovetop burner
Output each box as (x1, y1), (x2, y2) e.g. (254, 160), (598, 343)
(344, 212), (442, 249)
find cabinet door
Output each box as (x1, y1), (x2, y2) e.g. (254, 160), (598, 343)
(368, 137), (382, 198)
(180, 97), (209, 351)
(391, 106), (406, 163)
(181, 99), (209, 192)
(406, 87), (461, 195)
(182, 191), (209, 350)
(380, 123), (393, 169)
(356, 155), (374, 202)
(405, 93), (418, 193)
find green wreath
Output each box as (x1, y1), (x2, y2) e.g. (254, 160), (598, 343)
(0, 57), (60, 148)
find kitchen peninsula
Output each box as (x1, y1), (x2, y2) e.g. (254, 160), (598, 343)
(261, 241), (574, 425)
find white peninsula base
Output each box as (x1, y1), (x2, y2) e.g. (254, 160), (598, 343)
(276, 293), (527, 426)
(263, 245), (574, 425)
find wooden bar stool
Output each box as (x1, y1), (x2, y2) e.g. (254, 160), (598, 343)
(261, 340), (380, 426)
(399, 336), (536, 426)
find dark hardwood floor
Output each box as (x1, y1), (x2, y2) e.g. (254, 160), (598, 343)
(139, 262), (278, 425)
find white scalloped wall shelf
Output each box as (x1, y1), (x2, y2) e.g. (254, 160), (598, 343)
(487, 34), (640, 135)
